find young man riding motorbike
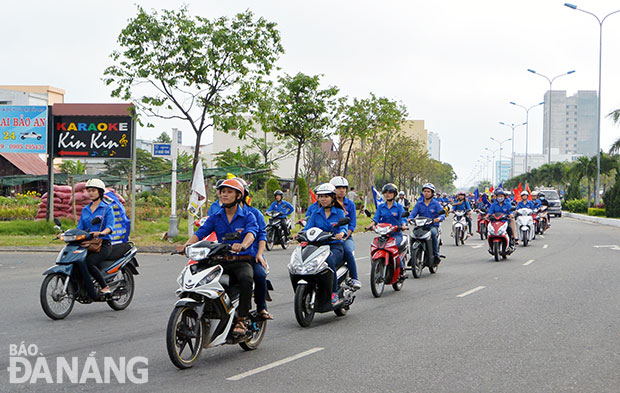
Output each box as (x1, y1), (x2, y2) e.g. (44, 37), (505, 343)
(183, 178), (258, 335)
(538, 192), (551, 225)
(409, 183), (444, 265)
(331, 176), (361, 289)
(266, 190), (294, 238)
(486, 188), (518, 246)
(516, 191), (534, 209)
(452, 191), (473, 235)
(397, 191), (411, 212)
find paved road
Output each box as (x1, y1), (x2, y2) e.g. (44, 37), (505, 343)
(1, 217), (619, 392)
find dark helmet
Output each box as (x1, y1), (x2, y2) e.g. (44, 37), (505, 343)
(494, 188), (507, 196)
(215, 179), (225, 188)
(381, 183), (398, 194)
(274, 190), (284, 197)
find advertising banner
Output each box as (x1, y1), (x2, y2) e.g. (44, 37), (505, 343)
(52, 115), (133, 158)
(0, 106), (48, 154)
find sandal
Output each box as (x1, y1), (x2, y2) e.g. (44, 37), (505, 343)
(233, 320), (247, 335)
(258, 310), (274, 320)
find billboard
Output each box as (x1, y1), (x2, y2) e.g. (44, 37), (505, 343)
(52, 115), (133, 158)
(0, 106), (48, 154)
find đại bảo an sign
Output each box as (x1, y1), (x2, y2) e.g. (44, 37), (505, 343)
(52, 115), (133, 158)
(0, 106), (48, 154)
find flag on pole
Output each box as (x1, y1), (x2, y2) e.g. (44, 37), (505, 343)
(526, 184), (532, 200)
(371, 186), (384, 209)
(188, 159), (206, 218)
(309, 187), (316, 204)
(474, 189), (480, 202)
(513, 188), (520, 202)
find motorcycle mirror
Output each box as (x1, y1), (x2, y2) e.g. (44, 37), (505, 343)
(401, 212), (409, 217)
(335, 217), (351, 226)
(223, 232), (242, 241)
(53, 218), (62, 226)
(91, 217), (102, 225)
(363, 209), (372, 218)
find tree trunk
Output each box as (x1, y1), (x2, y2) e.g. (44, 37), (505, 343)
(293, 140), (303, 198)
(343, 137), (355, 177)
(192, 130), (203, 179)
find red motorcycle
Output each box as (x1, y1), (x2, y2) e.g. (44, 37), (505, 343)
(368, 223), (409, 297)
(487, 213), (515, 262)
(476, 209), (489, 240)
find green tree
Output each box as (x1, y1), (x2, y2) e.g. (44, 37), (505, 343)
(104, 6), (284, 175)
(265, 177), (280, 199)
(154, 132), (172, 143)
(297, 177), (309, 209)
(58, 160), (87, 175)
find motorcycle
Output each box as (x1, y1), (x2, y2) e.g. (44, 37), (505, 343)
(476, 209), (489, 240)
(265, 211), (291, 250)
(536, 206), (549, 235)
(409, 212), (445, 278)
(40, 218), (139, 320)
(288, 217), (356, 327)
(486, 213), (515, 262)
(515, 208), (535, 247)
(167, 234), (271, 369)
(368, 218), (409, 297)
(451, 210), (468, 246)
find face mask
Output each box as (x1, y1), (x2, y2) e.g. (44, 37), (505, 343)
(497, 196), (505, 203)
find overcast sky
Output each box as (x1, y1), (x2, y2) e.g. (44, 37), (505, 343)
(4, 0), (620, 187)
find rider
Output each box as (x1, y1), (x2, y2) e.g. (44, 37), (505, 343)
(185, 178), (258, 335)
(366, 183), (408, 275)
(397, 191), (411, 212)
(78, 179), (116, 296)
(409, 183), (444, 265)
(298, 183), (347, 305)
(266, 190), (294, 238)
(531, 191), (542, 209)
(538, 192), (551, 225)
(516, 191), (534, 210)
(452, 191), (473, 235)
(486, 188), (518, 246)
(331, 176), (361, 289)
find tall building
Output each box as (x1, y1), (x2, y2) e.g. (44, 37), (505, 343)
(495, 160), (510, 184)
(399, 120), (428, 152)
(543, 90), (597, 157)
(428, 131), (440, 160)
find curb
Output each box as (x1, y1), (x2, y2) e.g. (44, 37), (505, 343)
(0, 245), (175, 254)
(563, 212), (620, 229)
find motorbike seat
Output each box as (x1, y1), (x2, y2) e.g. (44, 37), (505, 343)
(105, 242), (133, 261)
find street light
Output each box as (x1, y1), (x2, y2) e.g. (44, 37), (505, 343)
(499, 121), (527, 178)
(485, 147), (501, 186)
(510, 101), (544, 176)
(527, 68), (576, 164)
(490, 138), (511, 185)
(564, 3), (620, 204)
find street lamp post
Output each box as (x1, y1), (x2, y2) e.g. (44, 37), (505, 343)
(510, 101), (544, 176)
(490, 138), (511, 185)
(527, 68), (576, 164)
(499, 121), (527, 178)
(564, 3), (620, 204)
(485, 147), (501, 185)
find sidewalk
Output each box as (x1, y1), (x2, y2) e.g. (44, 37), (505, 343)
(0, 245), (175, 254)
(563, 212), (620, 229)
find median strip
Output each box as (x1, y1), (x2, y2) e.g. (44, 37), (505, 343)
(456, 286), (486, 298)
(227, 347), (324, 381)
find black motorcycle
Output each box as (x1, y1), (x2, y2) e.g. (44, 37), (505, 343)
(40, 218), (139, 320)
(265, 211), (290, 250)
(408, 212), (445, 278)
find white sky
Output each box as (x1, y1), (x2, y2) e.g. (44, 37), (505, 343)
(4, 0), (620, 187)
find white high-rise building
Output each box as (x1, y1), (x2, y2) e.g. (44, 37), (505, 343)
(428, 131), (440, 161)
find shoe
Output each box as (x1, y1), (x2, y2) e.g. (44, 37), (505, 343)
(351, 279), (362, 290)
(331, 293), (339, 305)
(433, 255), (441, 265)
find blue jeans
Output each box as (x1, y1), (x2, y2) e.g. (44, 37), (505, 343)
(327, 244), (344, 293)
(430, 226), (439, 257)
(252, 262), (267, 312)
(342, 237), (358, 280)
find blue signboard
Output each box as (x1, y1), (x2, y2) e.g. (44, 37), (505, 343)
(0, 106), (47, 154)
(153, 143), (171, 156)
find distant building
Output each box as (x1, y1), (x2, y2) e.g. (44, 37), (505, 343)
(428, 131), (440, 160)
(0, 85), (65, 106)
(495, 160), (510, 184)
(512, 149), (582, 177)
(400, 120), (428, 152)
(543, 90), (597, 158)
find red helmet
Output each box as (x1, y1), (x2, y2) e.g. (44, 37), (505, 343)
(217, 179), (244, 194)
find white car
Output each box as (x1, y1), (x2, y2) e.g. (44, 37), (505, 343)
(20, 132), (42, 140)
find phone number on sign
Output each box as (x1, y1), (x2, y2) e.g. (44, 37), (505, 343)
(0, 143), (44, 150)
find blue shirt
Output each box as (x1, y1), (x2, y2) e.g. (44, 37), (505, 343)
(305, 201), (319, 218)
(208, 200), (222, 216)
(246, 205), (267, 258)
(516, 200), (534, 210)
(267, 200), (294, 217)
(452, 199), (471, 212)
(532, 199), (541, 208)
(373, 202), (406, 227)
(78, 201), (115, 240)
(340, 197), (357, 233)
(487, 200), (512, 220)
(409, 198), (445, 227)
(194, 204), (259, 256)
(305, 206), (347, 244)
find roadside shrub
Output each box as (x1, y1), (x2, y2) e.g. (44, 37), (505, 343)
(564, 199), (588, 213)
(0, 205), (38, 220)
(587, 208), (606, 217)
(298, 177), (309, 209)
(265, 178), (280, 198)
(603, 180), (620, 218)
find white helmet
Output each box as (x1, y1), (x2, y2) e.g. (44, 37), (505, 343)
(330, 176), (349, 188)
(315, 183), (336, 195)
(531, 191), (539, 196)
(85, 178), (105, 191)
(398, 191), (405, 197)
(520, 191), (529, 197)
(422, 183), (435, 193)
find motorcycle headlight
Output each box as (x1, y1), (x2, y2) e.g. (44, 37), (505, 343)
(186, 246), (210, 261)
(196, 266), (222, 287)
(375, 226), (392, 235)
(487, 225), (495, 236)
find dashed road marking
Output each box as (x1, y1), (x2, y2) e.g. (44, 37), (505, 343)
(543, 244), (548, 249)
(457, 286), (486, 298)
(227, 347), (324, 381)
(355, 256), (369, 261)
(523, 259), (535, 266)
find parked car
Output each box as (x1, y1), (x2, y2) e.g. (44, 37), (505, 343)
(540, 189), (562, 217)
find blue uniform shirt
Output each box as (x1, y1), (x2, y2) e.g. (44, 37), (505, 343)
(409, 198), (445, 227)
(532, 199), (542, 209)
(78, 201), (115, 240)
(516, 200), (534, 210)
(452, 199), (471, 212)
(305, 201), (319, 218)
(373, 201), (406, 227)
(267, 200), (294, 217)
(340, 197), (357, 233)
(246, 205), (267, 257)
(194, 204), (259, 256)
(305, 206), (347, 244)
(208, 200), (222, 216)
(487, 200), (513, 220)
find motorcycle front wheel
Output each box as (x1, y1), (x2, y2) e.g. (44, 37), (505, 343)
(166, 305), (204, 369)
(454, 228), (461, 246)
(522, 231), (529, 247)
(370, 258), (386, 298)
(493, 242), (500, 262)
(40, 273), (75, 320)
(412, 247), (424, 278)
(266, 229), (275, 251)
(294, 285), (315, 327)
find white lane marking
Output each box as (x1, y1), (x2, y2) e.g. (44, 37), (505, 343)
(364, 272), (370, 276)
(543, 244), (548, 249)
(227, 347), (324, 381)
(470, 244), (484, 249)
(539, 235), (545, 238)
(456, 286), (486, 298)
(523, 259), (535, 266)
(355, 256), (369, 261)
(594, 245), (620, 250)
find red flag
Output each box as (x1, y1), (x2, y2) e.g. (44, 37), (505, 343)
(517, 182), (523, 196)
(309, 188), (316, 204)
(490, 186), (494, 194)
(513, 188), (521, 202)
(526, 184), (532, 200)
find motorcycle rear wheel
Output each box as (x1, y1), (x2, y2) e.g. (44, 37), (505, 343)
(240, 318), (266, 351)
(166, 306), (204, 369)
(370, 258), (386, 298)
(40, 273), (75, 320)
(107, 268), (134, 310)
(294, 285), (315, 327)
(334, 305), (348, 317)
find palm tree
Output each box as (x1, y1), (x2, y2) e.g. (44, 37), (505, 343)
(609, 109), (620, 155)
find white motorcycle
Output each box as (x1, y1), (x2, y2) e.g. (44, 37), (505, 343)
(167, 237), (270, 369)
(451, 210), (468, 246)
(515, 208), (535, 247)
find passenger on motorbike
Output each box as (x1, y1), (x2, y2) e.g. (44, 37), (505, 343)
(184, 178), (258, 335)
(486, 188), (518, 246)
(266, 190), (294, 238)
(397, 191), (411, 212)
(531, 191), (542, 209)
(409, 183), (444, 265)
(516, 191), (534, 209)
(78, 179), (116, 296)
(295, 183), (348, 305)
(452, 191), (473, 235)
(331, 176), (361, 289)
(207, 179), (225, 215)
